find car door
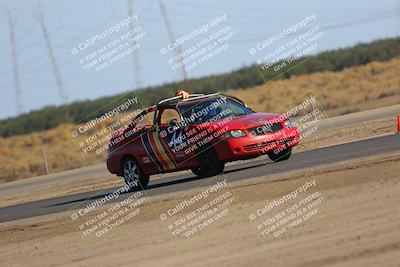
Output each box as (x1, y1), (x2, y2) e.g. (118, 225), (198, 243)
(155, 107), (192, 170)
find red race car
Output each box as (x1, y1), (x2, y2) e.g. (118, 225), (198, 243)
(107, 93), (300, 190)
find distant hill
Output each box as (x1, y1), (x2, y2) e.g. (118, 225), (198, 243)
(1, 37), (400, 137)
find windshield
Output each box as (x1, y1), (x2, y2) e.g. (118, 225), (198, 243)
(177, 97), (254, 124)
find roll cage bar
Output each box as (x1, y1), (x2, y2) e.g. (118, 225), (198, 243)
(156, 93), (247, 108)
(129, 93), (249, 129)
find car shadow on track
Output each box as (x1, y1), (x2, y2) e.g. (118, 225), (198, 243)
(45, 161), (269, 208)
(222, 161), (269, 175)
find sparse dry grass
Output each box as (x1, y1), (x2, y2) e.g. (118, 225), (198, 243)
(228, 57), (400, 116)
(0, 124), (90, 183)
(1, 58), (399, 183)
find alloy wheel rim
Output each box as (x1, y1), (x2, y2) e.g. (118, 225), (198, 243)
(124, 160), (139, 185)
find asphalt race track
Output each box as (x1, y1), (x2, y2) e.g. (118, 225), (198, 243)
(1, 134), (399, 223)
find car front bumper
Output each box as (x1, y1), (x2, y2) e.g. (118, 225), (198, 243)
(214, 127), (300, 162)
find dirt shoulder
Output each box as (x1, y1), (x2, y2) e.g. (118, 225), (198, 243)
(1, 152), (399, 267)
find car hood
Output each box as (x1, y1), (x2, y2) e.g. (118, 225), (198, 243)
(219, 112), (286, 130)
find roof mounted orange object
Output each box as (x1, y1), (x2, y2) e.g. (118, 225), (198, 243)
(175, 89), (190, 99)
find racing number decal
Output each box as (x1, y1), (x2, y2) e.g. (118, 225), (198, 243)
(141, 131), (176, 172)
(169, 130), (184, 149)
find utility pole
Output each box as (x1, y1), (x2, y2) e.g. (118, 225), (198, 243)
(127, 0), (143, 89)
(159, 0), (188, 83)
(7, 11), (23, 115)
(41, 147), (49, 174)
(38, 5), (68, 104)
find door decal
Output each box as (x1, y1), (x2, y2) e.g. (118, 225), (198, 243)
(141, 131), (175, 172)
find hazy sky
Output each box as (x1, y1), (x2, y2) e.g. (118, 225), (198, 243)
(0, 0), (398, 119)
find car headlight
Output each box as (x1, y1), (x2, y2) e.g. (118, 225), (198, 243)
(224, 130), (246, 138)
(284, 119), (295, 128)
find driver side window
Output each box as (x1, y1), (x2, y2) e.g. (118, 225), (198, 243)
(160, 108), (181, 126)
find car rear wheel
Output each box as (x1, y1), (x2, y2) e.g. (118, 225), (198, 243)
(190, 167), (203, 176)
(122, 156), (149, 191)
(268, 147), (292, 162)
(192, 148), (225, 177)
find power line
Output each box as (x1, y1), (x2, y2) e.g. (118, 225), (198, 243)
(226, 12), (398, 44)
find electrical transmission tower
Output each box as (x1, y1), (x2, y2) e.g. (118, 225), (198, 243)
(7, 11), (23, 115)
(38, 6), (68, 104)
(128, 0), (142, 88)
(127, 0), (143, 89)
(158, 0), (188, 83)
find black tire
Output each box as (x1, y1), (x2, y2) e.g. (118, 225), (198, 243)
(190, 167), (203, 176)
(192, 147), (225, 177)
(122, 156), (149, 191)
(268, 147), (292, 162)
